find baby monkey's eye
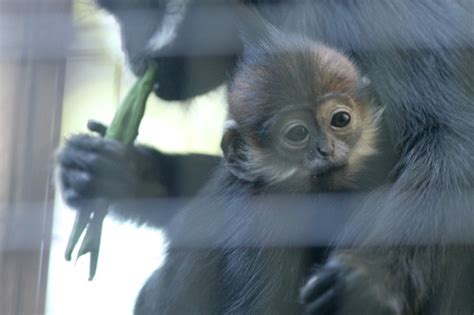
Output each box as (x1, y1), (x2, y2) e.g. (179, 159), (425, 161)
(330, 111), (351, 128)
(284, 124), (309, 144)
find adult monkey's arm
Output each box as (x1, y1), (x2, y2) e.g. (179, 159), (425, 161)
(63, 0), (266, 279)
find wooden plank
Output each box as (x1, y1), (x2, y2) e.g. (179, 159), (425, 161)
(0, 1), (72, 314)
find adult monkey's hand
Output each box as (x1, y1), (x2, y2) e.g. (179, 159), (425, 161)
(65, 64), (157, 280)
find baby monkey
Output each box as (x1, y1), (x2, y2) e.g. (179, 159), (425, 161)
(222, 34), (383, 192)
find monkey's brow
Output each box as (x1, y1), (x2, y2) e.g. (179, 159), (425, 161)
(263, 106), (313, 131)
(317, 92), (353, 104)
(277, 104), (314, 115)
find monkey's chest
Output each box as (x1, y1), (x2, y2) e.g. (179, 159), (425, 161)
(222, 247), (314, 314)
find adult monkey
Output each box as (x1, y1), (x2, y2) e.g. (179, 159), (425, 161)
(57, 0), (474, 314)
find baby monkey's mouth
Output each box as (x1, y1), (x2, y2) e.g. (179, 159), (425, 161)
(309, 159), (347, 178)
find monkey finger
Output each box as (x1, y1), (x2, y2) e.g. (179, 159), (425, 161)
(300, 269), (339, 304)
(60, 168), (92, 194)
(87, 120), (108, 137)
(303, 287), (339, 315)
(58, 145), (130, 181)
(64, 134), (130, 163)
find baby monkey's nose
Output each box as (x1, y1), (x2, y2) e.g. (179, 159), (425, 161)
(317, 147), (329, 157)
(317, 142), (333, 158)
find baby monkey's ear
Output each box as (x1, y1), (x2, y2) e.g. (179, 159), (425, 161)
(221, 120), (258, 182)
(356, 76), (372, 102)
(360, 76), (371, 89)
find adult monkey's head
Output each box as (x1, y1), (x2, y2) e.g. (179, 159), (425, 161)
(94, 0), (248, 101)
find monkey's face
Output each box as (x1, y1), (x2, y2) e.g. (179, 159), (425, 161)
(270, 95), (363, 173)
(222, 93), (381, 191)
(246, 95), (379, 190)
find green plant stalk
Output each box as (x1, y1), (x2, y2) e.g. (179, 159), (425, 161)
(106, 64), (157, 144)
(65, 64), (157, 280)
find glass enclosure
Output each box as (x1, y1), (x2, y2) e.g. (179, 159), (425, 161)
(0, 1), (473, 314)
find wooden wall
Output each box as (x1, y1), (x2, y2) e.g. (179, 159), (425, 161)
(0, 1), (71, 314)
